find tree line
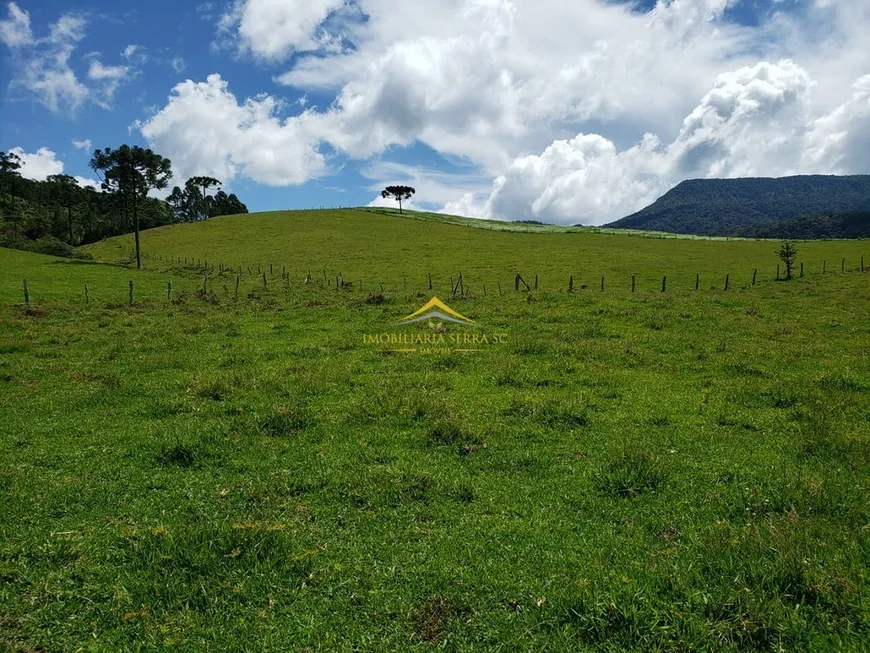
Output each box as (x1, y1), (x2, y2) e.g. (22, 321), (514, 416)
(0, 146), (248, 264)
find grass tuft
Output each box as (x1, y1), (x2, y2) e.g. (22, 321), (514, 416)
(157, 442), (200, 468)
(258, 405), (312, 436)
(592, 448), (665, 498)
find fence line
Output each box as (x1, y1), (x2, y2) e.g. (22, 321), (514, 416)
(16, 255), (867, 307)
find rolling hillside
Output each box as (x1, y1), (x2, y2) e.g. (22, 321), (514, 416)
(80, 208), (870, 296)
(607, 175), (870, 237)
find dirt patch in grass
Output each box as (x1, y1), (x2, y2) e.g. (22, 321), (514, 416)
(412, 595), (471, 642)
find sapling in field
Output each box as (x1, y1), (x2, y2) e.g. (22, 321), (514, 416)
(777, 241), (799, 279)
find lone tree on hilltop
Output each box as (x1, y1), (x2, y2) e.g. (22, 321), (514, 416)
(381, 185), (415, 214)
(777, 240), (798, 279)
(90, 145), (172, 270)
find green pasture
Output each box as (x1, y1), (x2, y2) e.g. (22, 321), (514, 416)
(1, 210), (869, 651)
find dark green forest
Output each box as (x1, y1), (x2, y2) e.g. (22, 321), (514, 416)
(608, 175), (870, 238)
(0, 149), (248, 258)
(752, 211), (870, 239)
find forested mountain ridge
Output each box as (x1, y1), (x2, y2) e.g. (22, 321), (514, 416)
(607, 175), (870, 237)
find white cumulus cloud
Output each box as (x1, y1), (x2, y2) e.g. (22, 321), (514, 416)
(9, 146), (64, 180)
(135, 0), (870, 223)
(218, 0), (351, 60)
(137, 73), (328, 185)
(8, 146), (101, 188)
(467, 59), (870, 225)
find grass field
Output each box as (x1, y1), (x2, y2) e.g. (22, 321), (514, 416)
(82, 208), (869, 297)
(1, 210), (869, 651)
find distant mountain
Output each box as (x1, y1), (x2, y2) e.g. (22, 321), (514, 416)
(606, 175), (870, 237)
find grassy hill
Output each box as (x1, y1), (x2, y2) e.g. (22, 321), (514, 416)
(2, 213), (870, 650)
(82, 208), (869, 296)
(608, 175), (870, 237)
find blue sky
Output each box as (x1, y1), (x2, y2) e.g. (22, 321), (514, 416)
(1, 0), (868, 224)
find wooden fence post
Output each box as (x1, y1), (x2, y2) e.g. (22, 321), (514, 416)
(270, 263), (273, 275)
(428, 272), (432, 290)
(498, 282), (503, 296)
(823, 260), (826, 274)
(534, 275), (538, 290)
(85, 283), (89, 304)
(841, 258), (845, 272)
(800, 262), (804, 278)
(517, 275), (529, 291)
(695, 274), (699, 291)
(23, 280), (29, 306)
(724, 274), (729, 291)
(129, 280), (134, 305)
(569, 276), (574, 291)
(631, 275), (635, 293)
(752, 269), (757, 285)
(601, 276), (605, 292)
(776, 264), (780, 280)
(661, 276), (666, 292)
